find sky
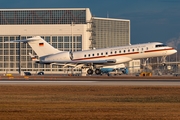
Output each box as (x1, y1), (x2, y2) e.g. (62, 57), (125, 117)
(1, 0), (180, 48)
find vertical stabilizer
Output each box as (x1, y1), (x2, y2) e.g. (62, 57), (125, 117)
(26, 36), (61, 57)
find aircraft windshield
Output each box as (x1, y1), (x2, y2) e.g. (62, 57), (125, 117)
(155, 44), (167, 47)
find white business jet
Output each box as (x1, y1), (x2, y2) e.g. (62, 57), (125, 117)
(8, 36), (177, 75)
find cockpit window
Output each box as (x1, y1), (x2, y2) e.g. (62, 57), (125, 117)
(155, 44), (167, 47)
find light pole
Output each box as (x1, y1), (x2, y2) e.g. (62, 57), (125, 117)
(71, 21), (75, 52)
(176, 49), (178, 73)
(18, 35), (21, 75)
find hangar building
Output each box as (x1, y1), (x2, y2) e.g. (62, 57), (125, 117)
(0, 8), (139, 74)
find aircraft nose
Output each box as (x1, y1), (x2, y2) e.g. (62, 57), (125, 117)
(171, 49), (177, 54)
(166, 48), (177, 55)
(173, 49), (177, 54)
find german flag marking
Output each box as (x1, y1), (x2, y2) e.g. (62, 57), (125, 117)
(39, 43), (44, 46)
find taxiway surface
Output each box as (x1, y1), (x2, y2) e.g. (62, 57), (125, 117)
(0, 80), (180, 86)
(0, 75), (180, 86)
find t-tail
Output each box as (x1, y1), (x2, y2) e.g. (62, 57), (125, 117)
(8, 36), (61, 57)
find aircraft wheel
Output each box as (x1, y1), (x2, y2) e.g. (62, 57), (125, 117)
(87, 69), (93, 75)
(95, 69), (101, 75)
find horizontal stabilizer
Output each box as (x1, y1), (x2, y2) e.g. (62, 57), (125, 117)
(29, 53), (39, 62)
(5, 36), (42, 43)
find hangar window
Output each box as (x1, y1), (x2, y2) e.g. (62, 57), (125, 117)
(0, 10), (86, 25)
(52, 36), (57, 42)
(0, 37), (2, 42)
(45, 36), (50, 42)
(52, 43), (57, 48)
(58, 43), (63, 48)
(64, 36), (69, 42)
(58, 36), (63, 42)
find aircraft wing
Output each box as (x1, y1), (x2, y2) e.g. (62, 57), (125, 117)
(40, 56), (131, 64)
(40, 59), (117, 64)
(37, 59), (117, 69)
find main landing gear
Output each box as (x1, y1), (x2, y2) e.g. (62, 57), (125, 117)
(87, 69), (101, 75)
(95, 69), (101, 75)
(87, 69), (93, 75)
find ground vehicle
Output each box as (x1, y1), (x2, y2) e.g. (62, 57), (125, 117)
(24, 72), (31, 76)
(173, 73), (180, 76)
(100, 67), (128, 76)
(37, 71), (44, 75)
(136, 72), (152, 76)
(107, 69), (123, 76)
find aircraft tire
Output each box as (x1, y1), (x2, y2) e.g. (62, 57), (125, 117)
(95, 69), (101, 75)
(87, 69), (93, 75)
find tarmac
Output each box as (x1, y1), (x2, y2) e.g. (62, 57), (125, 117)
(0, 75), (180, 86)
(0, 74), (180, 80)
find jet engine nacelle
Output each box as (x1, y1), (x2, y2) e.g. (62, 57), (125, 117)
(44, 52), (72, 61)
(115, 57), (132, 63)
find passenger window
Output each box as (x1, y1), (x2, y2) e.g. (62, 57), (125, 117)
(92, 54), (94, 56)
(115, 51), (117, 54)
(101, 53), (103, 55)
(84, 55), (86, 57)
(88, 54), (90, 57)
(119, 50), (121, 53)
(146, 47), (148, 50)
(97, 53), (99, 56)
(128, 49), (130, 52)
(106, 52), (108, 55)
(132, 49), (134, 52)
(111, 52), (113, 54)
(124, 50), (126, 53)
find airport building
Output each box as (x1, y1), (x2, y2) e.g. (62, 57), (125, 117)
(91, 17), (130, 49)
(0, 8), (140, 74)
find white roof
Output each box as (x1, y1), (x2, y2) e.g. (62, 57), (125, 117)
(0, 8), (89, 11)
(93, 17), (130, 21)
